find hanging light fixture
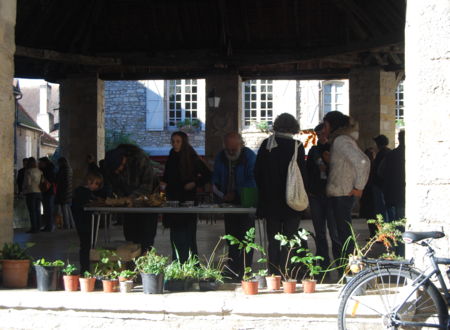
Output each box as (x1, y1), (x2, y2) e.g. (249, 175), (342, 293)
(207, 88), (221, 109)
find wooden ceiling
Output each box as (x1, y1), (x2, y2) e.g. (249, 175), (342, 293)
(14, 0), (405, 80)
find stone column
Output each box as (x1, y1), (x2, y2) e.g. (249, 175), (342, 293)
(0, 1), (16, 246)
(205, 72), (242, 161)
(349, 67), (396, 150)
(405, 0), (450, 272)
(59, 74), (105, 188)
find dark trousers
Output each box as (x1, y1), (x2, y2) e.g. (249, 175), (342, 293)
(266, 214), (301, 275)
(74, 214), (92, 274)
(224, 214), (256, 279)
(169, 214), (198, 263)
(309, 194), (340, 269)
(372, 185), (388, 222)
(25, 193), (41, 232)
(330, 196), (355, 261)
(123, 214), (158, 252)
(42, 193), (55, 231)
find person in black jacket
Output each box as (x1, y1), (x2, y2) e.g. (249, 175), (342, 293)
(372, 135), (391, 222)
(72, 171), (103, 273)
(55, 157), (74, 229)
(254, 113), (307, 275)
(306, 124), (339, 270)
(38, 157), (57, 232)
(161, 131), (211, 262)
(104, 144), (158, 252)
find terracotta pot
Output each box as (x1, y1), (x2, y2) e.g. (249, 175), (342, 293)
(282, 280), (297, 294)
(302, 279), (317, 293)
(63, 275), (80, 291)
(79, 277), (96, 292)
(118, 276), (131, 282)
(1, 259), (30, 288)
(265, 275), (281, 290)
(102, 279), (119, 292)
(241, 280), (258, 295)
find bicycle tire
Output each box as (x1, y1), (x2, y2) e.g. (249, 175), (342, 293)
(338, 266), (448, 329)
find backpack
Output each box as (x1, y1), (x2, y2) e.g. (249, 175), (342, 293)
(286, 141), (308, 211)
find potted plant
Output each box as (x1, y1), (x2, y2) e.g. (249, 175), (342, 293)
(164, 253), (199, 292)
(62, 263), (79, 291)
(197, 239), (229, 291)
(33, 258), (64, 291)
(134, 248), (168, 294)
(176, 119), (202, 133)
(254, 269), (268, 289)
(79, 271), (96, 292)
(93, 250), (121, 293)
(265, 273), (282, 291)
(118, 269), (136, 282)
(0, 242), (33, 288)
(223, 227), (266, 295)
(274, 229), (313, 294)
(294, 251), (323, 293)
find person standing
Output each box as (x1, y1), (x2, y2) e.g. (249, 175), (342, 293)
(23, 157), (43, 233)
(16, 158), (28, 195)
(372, 135), (391, 222)
(161, 132), (211, 262)
(254, 113), (307, 275)
(306, 123), (339, 270)
(322, 111), (370, 260)
(104, 144), (158, 253)
(212, 132), (257, 279)
(359, 148), (377, 237)
(38, 157), (56, 232)
(55, 157), (74, 229)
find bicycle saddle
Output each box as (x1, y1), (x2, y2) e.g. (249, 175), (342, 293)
(402, 231), (445, 243)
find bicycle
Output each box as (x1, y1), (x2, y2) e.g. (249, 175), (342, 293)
(338, 231), (450, 329)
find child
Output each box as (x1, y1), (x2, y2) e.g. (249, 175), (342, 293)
(71, 171), (103, 274)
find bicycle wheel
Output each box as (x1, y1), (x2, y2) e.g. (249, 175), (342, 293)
(338, 267), (448, 329)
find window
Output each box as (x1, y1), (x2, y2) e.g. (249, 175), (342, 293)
(167, 79), (198, 128)
(395, 81), (404, 121)
(25, 135), (32, 157)
(322, 81), (344, 115)
(243, 80), (274, 126)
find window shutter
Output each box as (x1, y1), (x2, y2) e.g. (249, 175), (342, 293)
(145, 80), (165, 131)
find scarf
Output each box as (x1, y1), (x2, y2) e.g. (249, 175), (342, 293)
(266, 132), (295, 152)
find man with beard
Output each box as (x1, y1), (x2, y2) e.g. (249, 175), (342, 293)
(212, 133), (257, 280)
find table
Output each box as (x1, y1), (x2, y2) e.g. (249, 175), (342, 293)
(84, 206), (262, 249)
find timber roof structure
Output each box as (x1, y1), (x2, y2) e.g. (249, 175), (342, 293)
(14, 0), (405, 81)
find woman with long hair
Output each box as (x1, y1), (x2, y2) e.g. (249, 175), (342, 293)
(23, 157), (43, 233)
(161, 131), (211, 262)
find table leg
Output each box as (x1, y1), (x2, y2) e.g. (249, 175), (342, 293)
(90, 213), (95, 248)
(94, 214), (101, 248)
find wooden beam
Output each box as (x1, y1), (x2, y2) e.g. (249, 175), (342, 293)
(15, 46), (122, 66)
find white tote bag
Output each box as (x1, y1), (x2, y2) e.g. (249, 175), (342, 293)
(286, 141), (309, 211)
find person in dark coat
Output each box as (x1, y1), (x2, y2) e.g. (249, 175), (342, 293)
(372, 135), (391, 222)
(161, 131), (211, 262)
(104, 144), (158, 252)
(38, 157), (57, 232)
(254, 113), (307, 275)
(55, 157), (74, 229)
(212, 132), (257, 279)
(306, 123), (339, 270)
(72, 171), (103, 274)
(16, 158), (28, 194)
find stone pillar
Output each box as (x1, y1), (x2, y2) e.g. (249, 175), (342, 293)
(349, 67), (396, 150)
(405, 0), (450, 273)
(205, 72), (242, 160)
(59, 75), (105, 187)
(0, 1), (16, 246)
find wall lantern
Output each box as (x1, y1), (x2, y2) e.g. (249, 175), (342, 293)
(207, 89), (221, 109)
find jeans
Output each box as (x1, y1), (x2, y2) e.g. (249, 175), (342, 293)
(224, 214), (255, 279)
(330, 196), (355, 261)
(309, 194), (340, 269)
(266, 214), (301, 275)
(41, 193), (55, 231)
(123, 214), (158, 252)
(169, 214), (198, 263)
(25, 193), (41, 232)
(372, 185), (388, 222)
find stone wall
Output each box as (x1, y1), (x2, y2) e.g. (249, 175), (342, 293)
(0, 0), (16, 245)
(405, 0), (450, 282)
(104, 80), (204, 155)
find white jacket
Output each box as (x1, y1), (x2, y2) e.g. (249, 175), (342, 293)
(22, 168), (43, 194)
(326, 123), (370, 197)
